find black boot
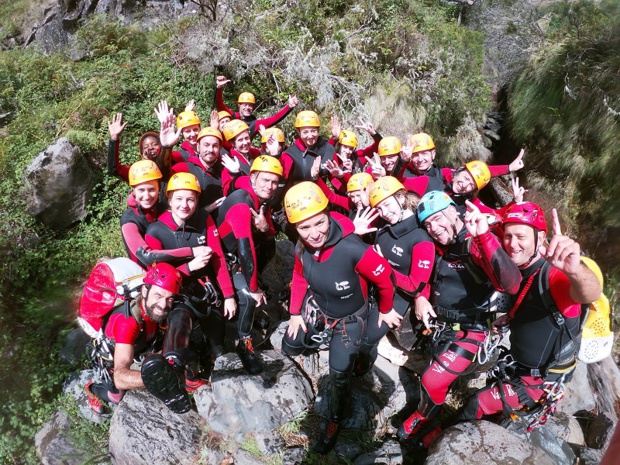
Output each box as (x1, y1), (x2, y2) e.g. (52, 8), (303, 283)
(141, 354), (191, 414)
(314, 369), (351, 455)
(236, 336), (263, 374)
(397, 385), (441, 441)
(353, 343), (377, 377)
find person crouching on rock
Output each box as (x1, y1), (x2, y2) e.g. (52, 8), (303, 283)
(85, 262), (183, 415)
(281, 181), (400, 455)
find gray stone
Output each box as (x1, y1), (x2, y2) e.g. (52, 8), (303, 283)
(586, 412), (615, 449)
(65, 370), (111, 425)
(560, 362), (597, 415)
(59, 327), (91, 366)
(426, 421), (557, 465)
(194, 350), (313, 437)
(24, 138), (96, 230)
(354, 440), (403, 464)
(578, 446), (605, 465)
(108, 389), (204, 464)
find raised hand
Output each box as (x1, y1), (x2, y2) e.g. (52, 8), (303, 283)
(311, 155), (322, 181)
(353, 207), (379, 235)
(265, 132), (280, 156)
(367, 153), (386, 179)
(210, 109), (219, 129)
(463, 200), (489, 237)
(108, 113), (127, 141)
(511, 176), (527, 203)
(154, 100), (173, 124)
(221, 153), (240, 174)
(159, 111), (181, 147)
(330, 115), (341, 140)
(216, 75), (231, 88)
(400, 136), (414, 163)
(509, 148), (525, 172)
(539, 209), (581, 275)
(354, 117), (376, 136)
(251, 205), (269, 233)
(325, 159), (345, 178)
(288, 95), (299, 108)
(184, 99), (196, 112)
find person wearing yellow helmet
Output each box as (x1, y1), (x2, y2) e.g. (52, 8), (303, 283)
(170, 126), (227, 213)
(325, 116), (383, 194)
(219, 119), (263, 195)
(260, 127), (287, 155)
(281, 181), (398, 454)
(279, 110), (336, 186)
(215, 156), (283, 375)
(215, 75), (299, 139)
(139, 172), (237, 393)
(452, 203), (602, 430)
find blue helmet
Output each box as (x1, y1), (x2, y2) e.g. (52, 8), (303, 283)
(417, 191), (456, 223)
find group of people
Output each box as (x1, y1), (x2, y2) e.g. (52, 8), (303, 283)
(84, 76), (603, 454)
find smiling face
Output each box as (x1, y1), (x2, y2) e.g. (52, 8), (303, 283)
(422, 206), (458, 245)
(168, 189), (198, 224)
(502, 223), (544, 267)
(233, 130), (252, 155)
(198, 135), (221, 167)
(181, 124), (201, 147)
(238, 102), (254, 118)
(375, 195), (403, 225)
(298, 127), (319, 148)
(411, 149), (436, 174)
(132, 180), (160, 210)
(380, 154), (399, 173)
(141, 136), (162, 161)
(295, 212), (330, 249)
(339, 144), (355, 159)
(348, 188), (370, 210)
(452, 169), (476, 195)
(142, 284), (175, 323)
(218, 117), (231, 132)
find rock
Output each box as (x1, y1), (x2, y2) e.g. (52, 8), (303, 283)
(194, 350), (313, 437)
(587, 357), (620, 418)
(559, 362), (596, 415)
(24, 138), (96, 230)
(483, 128), (501, 141)
(36, 410), (110, 465)
(586, 412), (615, 449)
(66, 370), (111, 425)
(109, 389), (204, 464)
(354, 440), (403, 464)
(59, 327), (91, 366)
(578, 446), (605, 464)
(426, 421), (557, 465)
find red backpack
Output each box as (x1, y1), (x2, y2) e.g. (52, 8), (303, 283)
(78, 257), (146, 337)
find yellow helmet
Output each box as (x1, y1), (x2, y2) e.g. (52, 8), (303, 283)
(378, 136), (402, 157)
(237, 92), (256, 104)
(166, 172), (201, 195)
(218, 110), (232, 121)
(222, 119), (250, 142)
(250, 155), (283, 177)
(346, 172), (373, 193)
(128, 160), (162, 187)
(295, 111), (321, 128)
(197, 127), (223, 142)
(261, 127), (285, 144)
(284, 181), (329, 224)
(338, 130), (358, 148)
(409, 133), (435, 152)
(176, 111), (201, 130)
(580, 256), (604, 287)
(464, 160), (491, 190)
(368, 176), (405, 207)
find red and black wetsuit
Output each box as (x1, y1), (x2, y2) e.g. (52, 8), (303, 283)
(459, 257), (582, 421)
(171, 140), (197, 165)
(327, 133), (382, 193)
(221, 148), (254, 196)
(416, 226), (520, 418)
(120, 193), (165, 267)
(171, 158), (224, 209)
(280, 137), (336, 185)
(215, 88), (294, 139)
(216, 177), (276, 337)
(282, 212), (394, 373)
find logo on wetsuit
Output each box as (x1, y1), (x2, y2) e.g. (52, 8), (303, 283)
(391, 245), (403, 257)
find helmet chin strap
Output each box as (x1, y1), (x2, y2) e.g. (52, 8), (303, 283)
(519, 229), (541, 269)
(440, 210), (459, 244)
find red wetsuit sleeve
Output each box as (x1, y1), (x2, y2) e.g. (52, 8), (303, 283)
(403, 176), (433, 197)
(225, 204), (260, 291)
(280, 153), (295, 179)
(222, 138), (233, 152)
(170, 162), (191, 175)
(394, 241), (435, 298)
(317, 178), (350, 211)
(354, 248), (394, 313)
(289, 255), (309, 316)
(254, 104), (293, 129)
(121, 222), (148, 263)
(107, 139), (130, 183)
(206, 216), (235, 298)
(248, 146), (261, 160)
(328, 138), (337, 147)
(171, 150), (185, 165)
(215, 87), (235, 115)
(105, 313), (140, 345)
(357, 139), (379, 165)
(470, 230), (521, 294)
(548, 268), (582, 318)
(489, 165), (510, 177)
(144, 234), (194, 276)
(441, 168), (453, 184)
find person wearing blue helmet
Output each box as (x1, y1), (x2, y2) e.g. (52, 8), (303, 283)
(396, 190), (521, 446)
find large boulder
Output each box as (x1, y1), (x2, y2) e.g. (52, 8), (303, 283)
(24, 138), (96, 230)
(194, 349), (314, 437)
(109, 389), (204, 464)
